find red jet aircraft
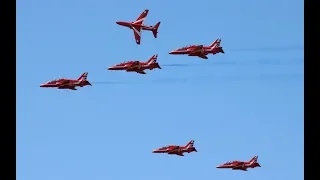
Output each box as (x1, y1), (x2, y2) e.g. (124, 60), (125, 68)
(108, 54), (161, 74)
(40, 72), (92, 90)
(169, 39), (225, 59)
(152, 140), (197, 156)
(216, 155), (261, 171)
(116, 9), (161, 45)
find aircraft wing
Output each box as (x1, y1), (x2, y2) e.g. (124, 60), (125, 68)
(126, 62), (141, 70)
(131, 9), (148, 45)
(232, 166), (248, 171)
(190, 45), (203, 53)
(189, 45), (208, 59)
(167, 146), (184, 156)
(68, 87), (77, 90)
(198, 54), (208, 59)
(126, 62), (146, 74)
(136, 70), (146, 74)
(57, 80), (77, 89)
(176, 153), (184, 156)
(133, 9), (149, 25)
(232, 162), (245, 168)
(167, 146), (180, 153)
(132, 26), (141, 45)
(57, 80), (71, 86)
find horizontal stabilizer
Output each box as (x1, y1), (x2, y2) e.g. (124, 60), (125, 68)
(152, 22), (161, 38)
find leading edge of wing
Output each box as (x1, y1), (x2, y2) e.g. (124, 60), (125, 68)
(132, 26), (141, 44)
(134, 9), (149, 24)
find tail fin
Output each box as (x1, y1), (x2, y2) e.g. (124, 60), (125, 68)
(209, 39), (222, 50)
(249, 155), (258, 164)
(186, 140), (195, 148)
(147, 54), (158, 65)
(77, 72), (88, 81)
(152, 22), (161, 38)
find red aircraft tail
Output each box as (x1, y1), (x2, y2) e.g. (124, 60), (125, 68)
(185, 140), (195, 148)
(146, 54), (158, 65)
(210, 39), (221, 49)
(210, 38), (225, 53)
(186, 140), (197, 152)
(77, 72), (88, 81)
(249, 155), (258, 164)
(152, 22), (161, 38)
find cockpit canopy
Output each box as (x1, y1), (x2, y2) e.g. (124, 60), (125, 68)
(160, 144), (177, 149)
(158, 146), (169, 150)
(46, 79), (58, 83)
(224, 161), (234, 165)
(118, 61), (134, 66)
(46, 78), (65, 84)
(181, 45), (196, 49)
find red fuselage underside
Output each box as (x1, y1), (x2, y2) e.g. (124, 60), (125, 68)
(108, 63), (160, 71)
(169, 47), (221, 55)
(116, 21), (153, 31)
(40, 80), (89, 88)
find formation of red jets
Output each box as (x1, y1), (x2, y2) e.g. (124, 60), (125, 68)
(152, 140), (261, 171)
(40, 9), (226, 90)
(39, 9), (261, 172)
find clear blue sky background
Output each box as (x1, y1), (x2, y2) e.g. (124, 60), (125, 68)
(17, 0), (303, 180)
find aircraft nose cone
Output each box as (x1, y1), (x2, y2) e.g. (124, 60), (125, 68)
(169, 50), (179, 54)
(116, 21), (126, 26)
(107, 66), (114, 70)
(40, 84), (45, 87)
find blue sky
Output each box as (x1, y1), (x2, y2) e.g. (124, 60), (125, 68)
(17, 0), (303, 180)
